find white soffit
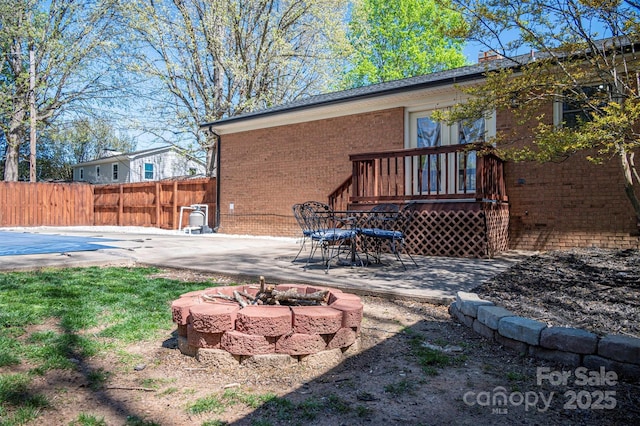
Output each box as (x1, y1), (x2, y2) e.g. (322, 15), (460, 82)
(212, 83), (474, 135)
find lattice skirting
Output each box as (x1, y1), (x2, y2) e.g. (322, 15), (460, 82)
(400, 202), (510, 258)
(484, 202), (510, 257)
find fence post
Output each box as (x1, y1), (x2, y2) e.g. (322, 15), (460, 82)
(90, 184), (95, 225)
(172, 180), (178, 230)
(118, 184), (124, 226)
(155, 182), (161, 228)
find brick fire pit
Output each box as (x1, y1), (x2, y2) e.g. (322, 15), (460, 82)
(171, 284), (363, 368)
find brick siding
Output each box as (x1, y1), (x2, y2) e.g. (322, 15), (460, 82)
(499, 107), (640, 250)
(217, 104), (639, 252)
(507, 155), (640, 250)
(218, 108), (404, 236)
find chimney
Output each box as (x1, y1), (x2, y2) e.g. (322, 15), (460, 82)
(478, 50), (504, 63)
(99, 148), (123, 158)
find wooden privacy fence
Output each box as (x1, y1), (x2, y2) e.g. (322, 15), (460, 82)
(0, 181), (94, 227)
(94, 178), (216, 229)
(0, 178), (216, 229)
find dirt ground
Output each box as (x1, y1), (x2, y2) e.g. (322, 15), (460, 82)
(475, 248), (640, 339)
(18, 251), (640, 425)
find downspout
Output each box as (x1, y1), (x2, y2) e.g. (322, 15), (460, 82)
(209, 127), (221, 232)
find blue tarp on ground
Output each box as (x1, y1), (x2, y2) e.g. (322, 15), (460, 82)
(0, 232), (116, 256)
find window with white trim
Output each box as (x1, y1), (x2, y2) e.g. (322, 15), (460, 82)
(112, 163), (119, 180)
(408, 109), (494, 195)
(553, 84), (609, 128)
(144, 163), (154, 180)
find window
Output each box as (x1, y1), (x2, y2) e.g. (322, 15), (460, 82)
(112, 164), (118, 180)
(415, 115), (441, 192)
(144, 163), (154, 180)
(408, 110), (493, 195)
(457, 118), (484, 192)
(79, 168), (84, 180)
(96, 166), (100, 177)
(554, 85), (609, 128)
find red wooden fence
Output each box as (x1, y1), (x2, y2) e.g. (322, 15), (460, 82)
(0, 178), (216, 229)
(0, 181), (94, 227)
(93, 178), (216, 229)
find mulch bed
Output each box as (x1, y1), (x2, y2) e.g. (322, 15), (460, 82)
(473, 248), (640, 339)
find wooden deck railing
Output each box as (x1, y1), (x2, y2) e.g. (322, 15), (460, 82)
(340, 143), (507, 206)
(328, 176), (353, 211)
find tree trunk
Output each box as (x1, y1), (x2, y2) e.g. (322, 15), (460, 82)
(205, 132), (218, 177)
(3, 143), (20, 181)
(620, 148), (640, 224)
(3, 112), (24, 181)
(4, 39), (26, 182)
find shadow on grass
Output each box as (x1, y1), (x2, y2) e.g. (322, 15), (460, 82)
(0, 266), (211, 425)
(2, 267), (639, 426)
(220, 305), (640, 426)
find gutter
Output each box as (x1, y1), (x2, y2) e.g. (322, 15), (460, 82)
(198, 69), (491, 129)
(200, 36), (640, 131)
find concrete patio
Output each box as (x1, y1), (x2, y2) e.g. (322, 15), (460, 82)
(0, 226), (530, 304)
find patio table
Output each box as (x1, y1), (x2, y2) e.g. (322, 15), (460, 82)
(332, 210), (376, 267)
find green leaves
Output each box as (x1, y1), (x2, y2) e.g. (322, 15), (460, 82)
(1, 0), (127, 181)
(445, 0), (640, 220)
(342, 0), (468, 88)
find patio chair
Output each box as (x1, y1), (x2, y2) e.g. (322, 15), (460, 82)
(359, 202), (418, 269)
(291, 203), (312, 262)
(301, 201), (358, 273)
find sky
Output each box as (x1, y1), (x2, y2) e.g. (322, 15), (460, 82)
(464, 40), (491, 64)
(131, 39), (497, 153)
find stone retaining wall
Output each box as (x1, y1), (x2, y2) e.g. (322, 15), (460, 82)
(450, 292), (640, 380)
(171, 284), (363, 368)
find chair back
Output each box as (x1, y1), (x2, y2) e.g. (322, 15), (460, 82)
(292, 204), (311, 235)
(370, 203), (399, 213)
(366, 203), (400, 230)
(301, 201), (335, 233)
(399, 202), (421, 232)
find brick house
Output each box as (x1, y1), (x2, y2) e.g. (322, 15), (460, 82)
(201, 56), (640, 257)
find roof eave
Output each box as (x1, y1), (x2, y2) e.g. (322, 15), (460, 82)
(199, 67), (494, 130)
(199, 36), (640, 131)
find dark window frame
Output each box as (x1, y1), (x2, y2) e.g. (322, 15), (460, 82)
(144, 163), (154, 180)
(560, 84), (610, 128)
(112, 163), (119, 181)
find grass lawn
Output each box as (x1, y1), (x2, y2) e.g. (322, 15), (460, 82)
(0, 266), (216, 426)
(3, 265), (637, 425)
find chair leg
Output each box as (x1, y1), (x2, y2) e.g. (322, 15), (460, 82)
(304, 239), (321, 271)
(400, 236), (418, 267)
(363, 236), (382, 265)
(389, 239), (407, 270)
(304, 239), (331, 272)
(324, 238), (360, 273)
(361, 236), (373, 265)
(324, 240), (343, 274)
(405, 250), (418, 267)
(292, 237), (307, 262)
(391, 238), (418, 269)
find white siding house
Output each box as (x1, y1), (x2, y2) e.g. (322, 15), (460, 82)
(72, 146), (206, 184)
